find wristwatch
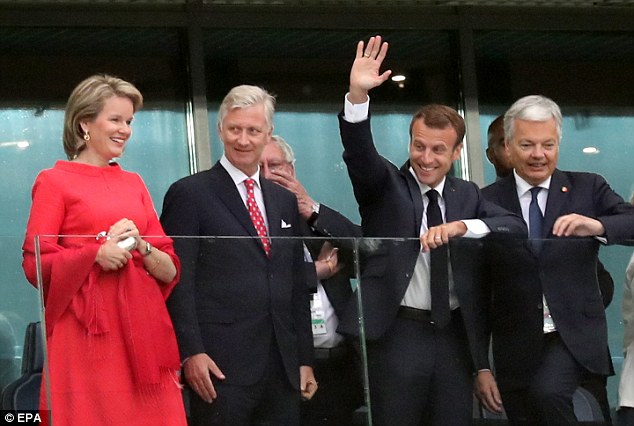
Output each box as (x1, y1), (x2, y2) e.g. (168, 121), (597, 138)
(307, 202), (321, 227)
(143, 241), (153, 257)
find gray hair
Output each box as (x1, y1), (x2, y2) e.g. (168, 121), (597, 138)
(504, 95), (562, 142)
(217, 85), (275, 131)
(269, 135), (296, 164)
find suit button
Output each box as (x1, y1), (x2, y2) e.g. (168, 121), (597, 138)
(405, 273), (410, 278)
(537, 303), (543, 309)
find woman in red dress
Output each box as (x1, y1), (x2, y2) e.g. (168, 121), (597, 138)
(22, 75), (187, 425)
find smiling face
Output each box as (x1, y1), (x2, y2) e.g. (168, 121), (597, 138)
(79, 96), (134, 166)
(409, 119), (462, 188)
(218, 104), (272, 176)
(507, 117), (559, 186)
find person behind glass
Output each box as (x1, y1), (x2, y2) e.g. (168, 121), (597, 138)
(21, 75), (186, 425)
(336, 35), (527, 426)
(160, 86), (316, 426)
(484, 110), (615, 423)
(260, 135), (364, 425)
(477, 95), (634, 425)
(618, 193), (634, 426)
(486, 114), (513, 180)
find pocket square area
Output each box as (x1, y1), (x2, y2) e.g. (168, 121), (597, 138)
(281, 219), (292, 228)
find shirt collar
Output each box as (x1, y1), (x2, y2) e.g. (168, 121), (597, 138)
(513, 170), (551, 198)
(409, 167), (446, 198)
(220, 154), (262, 188)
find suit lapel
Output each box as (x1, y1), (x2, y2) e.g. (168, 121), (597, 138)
(400, 162), (424, 230)
(443, 176), (460, 222)
(211, 163), (258, 238)
(261, 178), (281, 238)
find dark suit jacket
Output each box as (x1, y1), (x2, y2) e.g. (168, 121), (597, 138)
(302, 204), (362, 321)
(336, 113), (527, 371)
(481, 169), (634, 389)
(160, 162), (313, 389)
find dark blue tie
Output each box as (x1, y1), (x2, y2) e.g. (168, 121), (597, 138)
(426, 189), (450, 328)
(529, 187), (543, 240)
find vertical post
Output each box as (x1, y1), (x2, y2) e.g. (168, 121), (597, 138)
(457, 23), (485, 186)
(184, 0), (211, 174)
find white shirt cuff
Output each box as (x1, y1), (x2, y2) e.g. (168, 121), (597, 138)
(343, 93), (370, 123)
(462, 219), (490, 238)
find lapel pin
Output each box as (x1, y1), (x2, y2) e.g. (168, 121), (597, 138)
(561, 186), (568, 193)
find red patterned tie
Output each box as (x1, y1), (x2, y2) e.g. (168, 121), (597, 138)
(245, 178), (271, 257)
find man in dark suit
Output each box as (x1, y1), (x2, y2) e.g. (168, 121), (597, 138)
(160, 85), (316, 426)
(336, 35), (527, 426)
(477, 94), (634, 425)
(260, 135), (364, 425)
(481, 109), (616, 423)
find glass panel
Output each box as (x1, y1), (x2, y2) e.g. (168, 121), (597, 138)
(31, 235), (634, 424)
(32, 235), (370, 424)
(0, 236), (41, 398)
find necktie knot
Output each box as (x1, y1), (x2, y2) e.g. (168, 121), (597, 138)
(245, 178), (255, 191)
(426, 189), (443, 228)
(530, 186), (541, 202)
(426, 189), (439, 203)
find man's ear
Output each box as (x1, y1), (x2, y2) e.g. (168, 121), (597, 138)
(485, 147), (495, 165)
(451, 143), (463, 161)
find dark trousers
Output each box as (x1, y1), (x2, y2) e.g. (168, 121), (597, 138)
(501, 332), (584, 426)
(189, 343), (300, 426)
(580, 373), (612, 425)
(366, 309), (473, 426)
(300, 344), (364, 426)
(617, 407), (634, 426)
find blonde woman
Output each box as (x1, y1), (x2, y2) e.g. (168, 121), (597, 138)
(22, 75), (186, 425)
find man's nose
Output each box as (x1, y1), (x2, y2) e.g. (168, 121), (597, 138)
(237, 130), (250, 144)
(421, 149), (433, 163)
(531, 145), (545, 157)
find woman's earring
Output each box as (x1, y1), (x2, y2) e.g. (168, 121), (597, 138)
(83, 130), (90, 142)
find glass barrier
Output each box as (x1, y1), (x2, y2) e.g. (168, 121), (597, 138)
(28, 235), (634, 425)
(0, 235), (42, 410)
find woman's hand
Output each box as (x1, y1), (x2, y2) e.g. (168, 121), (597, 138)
(96, 239), (132, 271)
(108, 218), (140, 244)
(96, 218), (139, 270)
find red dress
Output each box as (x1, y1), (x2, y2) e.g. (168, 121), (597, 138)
(22, 161), (187, 426)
